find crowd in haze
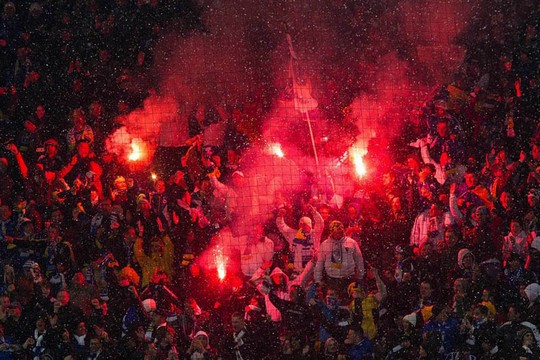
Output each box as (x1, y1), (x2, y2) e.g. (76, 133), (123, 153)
(1, 0), (540, 359)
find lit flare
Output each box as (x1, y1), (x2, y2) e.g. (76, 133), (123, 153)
(128, 141), (142, 161)
(350, 146), (367, 178)
(214, 246), (227, 281)
(270, 143), (284, 158)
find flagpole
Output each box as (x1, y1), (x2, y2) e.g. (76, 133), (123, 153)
(304, 105), (320, 167)
(286, 34), (320, 168)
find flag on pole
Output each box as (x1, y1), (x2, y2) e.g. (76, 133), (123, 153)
(287, 34), (318, 114)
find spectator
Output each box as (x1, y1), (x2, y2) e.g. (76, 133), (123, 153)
(66, 108), (94, 151)
(134, 234), (173, 288)
(276, 204), (324, 273)
(344, 325), (373, 360)
(315, 221), (365, 299)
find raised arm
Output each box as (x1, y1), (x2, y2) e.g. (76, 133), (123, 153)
(7, 144), (28, 179)
(276, 208), (297, 243)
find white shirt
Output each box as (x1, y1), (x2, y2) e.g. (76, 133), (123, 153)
(239, 236), (274, 277)
(315, 236), (364, 282)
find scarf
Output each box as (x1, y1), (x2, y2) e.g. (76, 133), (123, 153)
(233, 329), (246, 360)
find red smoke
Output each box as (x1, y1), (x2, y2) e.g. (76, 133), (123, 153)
(107, 0), (479, 273)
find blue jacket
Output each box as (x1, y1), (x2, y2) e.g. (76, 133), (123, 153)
(348, 337), (374, 359)
(423, 317), (460, 355)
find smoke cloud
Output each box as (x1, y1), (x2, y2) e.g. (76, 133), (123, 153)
(106, 0), (482, 273)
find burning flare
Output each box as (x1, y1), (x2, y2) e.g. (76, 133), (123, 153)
(214, 246), (227, 281)
(128, 139), (145, 161)
(350, 146), (367, 178)
(269, 143), (284, 158)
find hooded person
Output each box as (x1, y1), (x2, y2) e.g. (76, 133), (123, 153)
(448, 248), (475, 284)
(522, 283), (540, 329)
(249, 258), (314, 323)
(386, 311), (423, 359)
(524, 283), (540, 307)
(187, 330), (215, 359)
(276, 204), (324, 273)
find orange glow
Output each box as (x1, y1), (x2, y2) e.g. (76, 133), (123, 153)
(270, 143), (284, 158)
(151, 173), (157, 180)
(350, 146), (367, 178)
(214, 246), (227, 281)
(128, 139), (144, 161)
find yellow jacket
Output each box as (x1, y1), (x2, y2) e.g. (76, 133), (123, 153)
(134, 235), (174, 287)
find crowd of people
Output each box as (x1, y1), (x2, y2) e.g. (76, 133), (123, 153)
(1, 1), (540, 360)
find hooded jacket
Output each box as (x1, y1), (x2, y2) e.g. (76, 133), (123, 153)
(249, 261), (314, 322)
(458, 248), (474, 269)
(277, 209), (324, 272)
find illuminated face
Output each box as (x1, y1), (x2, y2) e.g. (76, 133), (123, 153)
(0, 206), (11, 221)
(57, 290), (70, 306)
(326, 338), (338, 353)
(89, 338), (101, 353)
(90, 102), (103, 117)
(391, 197), (401, 212)
(347, 206), (357, 219)
(73, 109), (85, 127)
(407, 157), (419, 171)
(500, 191), (511, 208)
(77, 141), (90, 158)
(523, 332), (534, 347)
(507, 306), (519, 321)
(231, 315), (244, 332)
(453, 280), (465, 295)
(444, 229), (456, 245)
(435, 308), (449, 323)
(36, 105), (45, 118)
(462, 254), (474, 268)
(465, 173), (477, 188)
(318, 207), (330, 221)
(36, 318), (46, 332)
(345, 329), (358, 345)
(529, 194), (538, 208)
(155, 180), (166, 194)
(331, 226), (344, 240)
(8, 306), (21, 318)
(420, 282), (432, 298)
(75, 322), (86, 336)
(299, 219), (312, 233)
(45, 143), (58, 156)
(141, 201), (151, 211)
(429, 203), (442, 218)
(382, 173), (393, 186)
(533, 145), (540, 161)
(474, 207), (489, 224)
(124, 228), (136, 242)
(435, 106), (445, 117)
(437, 122), (448, 137)
(510, 221), (521, 235)
(195, 334), (208, 348)
(271, 274), (283, 285)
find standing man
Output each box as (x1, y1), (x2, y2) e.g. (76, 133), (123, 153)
(276, 204), (324, 273)
(315, 221), (365, 299)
